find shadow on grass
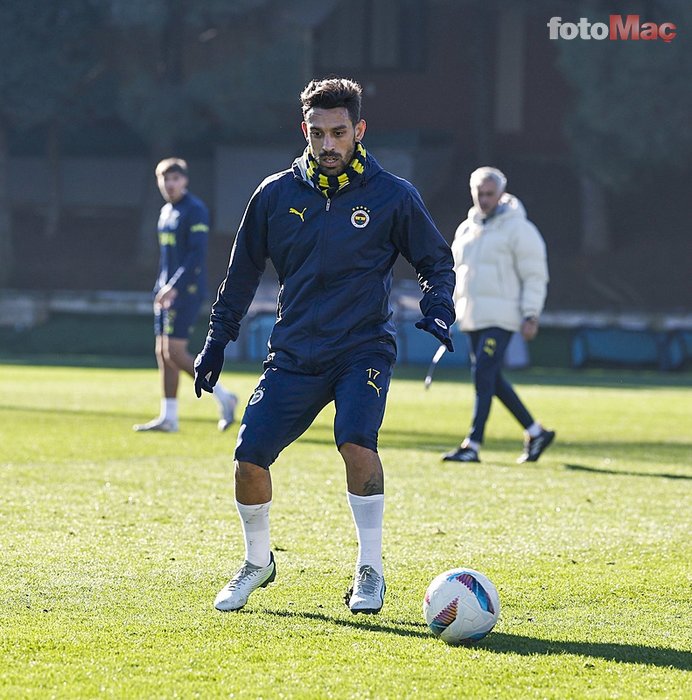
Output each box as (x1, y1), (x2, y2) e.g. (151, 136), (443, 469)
(0, 354), (263, 374)
(0, 354), (156, 370)
(565, 463), (692, 480)
(7, 402), (690, 469)
(0, 403), (455, 447)
(0, 403), (229, 426)
(400, 365), (692, 389)
(483, 632), (692, 670)
(0, 405), (180, 428)
(3, 355), (691, 387)
(265, 608), (431, 639)
(294, 428), (692, 467)
(264, 609), (691, 670)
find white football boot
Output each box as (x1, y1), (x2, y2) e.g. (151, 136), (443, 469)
(214, 552), (276, 611)
(133, 417), (179, 433)
(346, 565), (386, 614)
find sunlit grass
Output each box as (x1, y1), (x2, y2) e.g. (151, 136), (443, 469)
(1, 361), (690, 698)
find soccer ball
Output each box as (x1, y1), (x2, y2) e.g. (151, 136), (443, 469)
(423, 568), (500, 645)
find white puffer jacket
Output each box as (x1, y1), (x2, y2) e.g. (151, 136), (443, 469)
(452, 194), (548, 332)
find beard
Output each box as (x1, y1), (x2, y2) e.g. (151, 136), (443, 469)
(317, 141), (355, 176)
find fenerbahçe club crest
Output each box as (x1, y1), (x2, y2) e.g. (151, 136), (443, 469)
(351, 206), (370, 228)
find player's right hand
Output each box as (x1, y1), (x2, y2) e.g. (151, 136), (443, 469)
(155, 284), (178, 309)
(521, 316), (539, 341)
(193, 338), (226, 397)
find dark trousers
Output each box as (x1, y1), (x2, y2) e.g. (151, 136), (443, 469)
(467, 328), (533, 444)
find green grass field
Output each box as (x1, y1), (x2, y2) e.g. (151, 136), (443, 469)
(1, 360), (690, 699)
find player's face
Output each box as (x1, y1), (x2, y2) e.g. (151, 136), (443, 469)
(472, 178), (503, 215)
(157, 171), (188, 203)
(301, 107), (366, 176)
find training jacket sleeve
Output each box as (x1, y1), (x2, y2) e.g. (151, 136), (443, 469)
(168, 202), (209, 290)
(393, 187), (456, 323)
(207, 186), (269, 345)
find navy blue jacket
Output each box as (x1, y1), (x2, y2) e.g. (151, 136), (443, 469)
(208, 152), (455, 372)
(155, 192), (209, 297)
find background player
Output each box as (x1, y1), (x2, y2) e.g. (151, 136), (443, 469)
(134, 158), (237, 433)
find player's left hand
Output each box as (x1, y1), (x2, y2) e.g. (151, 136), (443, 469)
(194, 338), (226, 397)
(521, 317), (539, 341)
(415, 315), (454, 352)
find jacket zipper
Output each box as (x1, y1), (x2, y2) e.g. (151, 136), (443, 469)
(309, 195), (332, 366)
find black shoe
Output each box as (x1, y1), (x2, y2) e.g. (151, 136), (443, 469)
(442, 446), (480, 462)
(517, 429), (556, 463)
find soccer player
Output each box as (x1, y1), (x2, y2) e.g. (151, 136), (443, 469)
(442, 166), (555, 464)
(134, 158), (237, 433)
(193, 77), (455, 614)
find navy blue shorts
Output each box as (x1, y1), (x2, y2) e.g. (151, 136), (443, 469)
(154, 294), (203, 339)
(235, 350), (394, 469)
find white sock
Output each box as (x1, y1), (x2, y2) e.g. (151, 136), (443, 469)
(347, 492), (384, 575)
(236, 500), (271, 567)
(527, 422), (542, 438)
(462, 438), (481, 453)
(212, 383), (230, 405)
(161, 398), (177, 422)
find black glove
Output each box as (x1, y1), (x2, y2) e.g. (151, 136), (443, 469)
(194, 338), (226, 397)
(415, 315), (455, 353)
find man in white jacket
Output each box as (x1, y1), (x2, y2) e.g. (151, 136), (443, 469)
(443, 166), (555, 464)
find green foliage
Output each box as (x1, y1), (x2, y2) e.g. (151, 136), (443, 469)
(118, 37), (304, 145)
(112, 0), (306, 148)
(1, 362), (690, 698)
(557, 0), (692, 190)
(108, 0), (270, 27)
(0, 0), (107, 128)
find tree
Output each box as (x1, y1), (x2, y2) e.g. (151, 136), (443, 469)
(0, 123), (10, 287)
(108, 0), (308, 262)
(556, 0), (692, 253)
(0, 0), (108, 285)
